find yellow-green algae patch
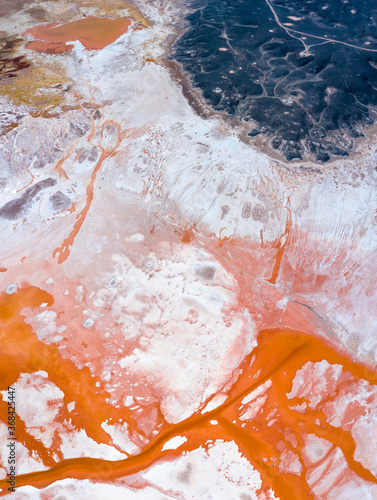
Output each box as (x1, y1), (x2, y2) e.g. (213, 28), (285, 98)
(0, 34), (69, 111)
(0, 59), (69, 110)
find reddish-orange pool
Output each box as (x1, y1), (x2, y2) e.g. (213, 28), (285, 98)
(23, 16), (132, 53)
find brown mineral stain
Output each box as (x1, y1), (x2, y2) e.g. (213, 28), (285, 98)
(24, 16), (132, 53)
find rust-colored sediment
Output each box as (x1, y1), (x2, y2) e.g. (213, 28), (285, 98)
(24, 16), (132, 53)
(0, 284), (376, 498)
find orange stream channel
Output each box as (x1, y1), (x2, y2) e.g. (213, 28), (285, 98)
(52, 121), (122, 264)
(1, 286), (377, 497)
(23, 16), (132, 53)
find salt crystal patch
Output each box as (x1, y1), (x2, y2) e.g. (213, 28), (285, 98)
(305, 444), (377, 498)
(59, 428), (127, 460)
(98, 246), (256, 423)
(75, 286), (84, 301)
(202, 393), (228, 413)
(83, 318), (94, 328)
(108, 277), (118, 288)
(67, 402), (75, 412)
(287, 360), (344, 409)
(28, 310), (58, 341)
(240, 394), (269, 421)
(13, 372), (64, 448)
(290, 402), (307, 413)
(125, 233), (145, 242)
(161, 435), (187, 451)
(6, 283), (17, 294)
(0, 422), (46, 475)
(322, 378), (377, 475)
(13, 480), (171, 499)
(101, 422), (140, 455)
(279, 449), (303, 475)
(242, 379), (272, 405)
(144, 440), (278, 499)
(124, 395), (134, 406)
(241, 379), (272, 405)
(276, 296), (289, 310)
(302, 434), (333, 465)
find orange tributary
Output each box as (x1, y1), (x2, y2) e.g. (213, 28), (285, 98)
(0, 286), (376, 498)
(23, 16), (132, 53)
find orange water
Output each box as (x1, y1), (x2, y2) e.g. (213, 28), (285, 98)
(0, 285), (376, 497)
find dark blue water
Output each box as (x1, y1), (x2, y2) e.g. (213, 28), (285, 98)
(173, 0), (377, 161)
